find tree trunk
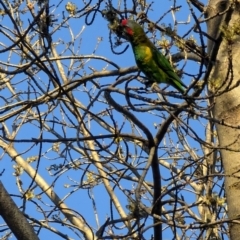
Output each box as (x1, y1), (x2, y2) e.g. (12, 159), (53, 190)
(207, 0), (240, 239)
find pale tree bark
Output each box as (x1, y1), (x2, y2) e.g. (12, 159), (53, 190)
(207, 0), (240, 239)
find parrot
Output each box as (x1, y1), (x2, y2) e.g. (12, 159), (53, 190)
(120, 19), (187, 94)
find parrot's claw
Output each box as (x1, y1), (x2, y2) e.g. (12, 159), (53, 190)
(143, 80), (153, 88)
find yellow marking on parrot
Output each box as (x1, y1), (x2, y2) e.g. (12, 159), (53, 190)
(144, 46), (152, 61)
(141, 45), (152, 62)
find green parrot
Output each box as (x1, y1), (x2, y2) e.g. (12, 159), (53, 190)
(120, 19), (187, 94)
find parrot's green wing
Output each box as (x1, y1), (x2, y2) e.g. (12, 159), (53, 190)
(152, 47), (187, 93)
